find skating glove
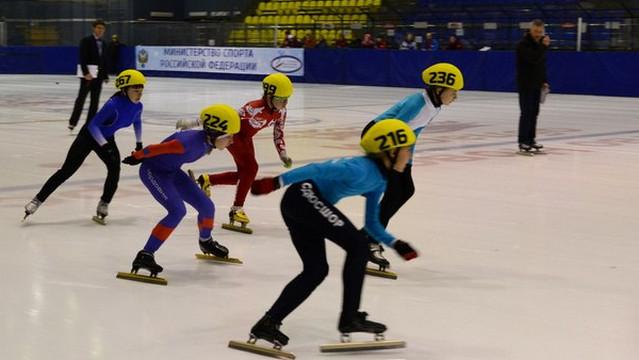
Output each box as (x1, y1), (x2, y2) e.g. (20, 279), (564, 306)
(175, 118), (199, 130)
(135, 142), (143, 151)
(122, 152), (143, 166)
(393, 240), (418, 261)
(279, 152), (293, 168)
(251, 177), (281, 195)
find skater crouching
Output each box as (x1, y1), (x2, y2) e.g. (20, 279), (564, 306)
(119, 104), (240, 280)
(242, 119), (419, 350)
(176, 73), (295, 233)
(23, 69), (146, 224)
(363, 63), (464, 273)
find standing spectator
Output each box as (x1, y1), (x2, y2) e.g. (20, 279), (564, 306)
(400, 32), (418, 50)
(361, 32), (376, 48)
(446, 35), (464, 50)
(423, 32), (439, 51)
(516, 19), (550, 153)
(107, 34), (124, 75)
(68, 20), (109, 131)
(335, 33), (348, 48)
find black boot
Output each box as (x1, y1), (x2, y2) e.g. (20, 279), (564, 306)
(250, 313), (289, 346)
(338, 311), (387, 334)
(132, 250), (163, 275)
(199, 237), (229, 258)
(368, 243), (390, 268)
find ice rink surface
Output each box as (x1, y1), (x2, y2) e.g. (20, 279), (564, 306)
(1, 75), (638, 360)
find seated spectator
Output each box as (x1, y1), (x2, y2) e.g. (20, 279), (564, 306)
(400, 32), (418, 50)
(316, 35), (328, 48)
(375, 34), (390, 49)
(361, 32), (376, 48)
(335, 33), (349, 48)
(423, 32), (440, 51)
(303, 32), (317, 48)
(446, 35), (464, 50)
(282, 30), (301, 48)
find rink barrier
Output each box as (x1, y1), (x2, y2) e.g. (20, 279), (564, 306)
(1, 46), (637, 97)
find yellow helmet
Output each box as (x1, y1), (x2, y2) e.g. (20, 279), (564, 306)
(115, 69), (146, 89)
(360, 119), (417, 154)
(262, 73), (294, 98)
(421, 63), (464, 91)
(200, 104), (241, 135)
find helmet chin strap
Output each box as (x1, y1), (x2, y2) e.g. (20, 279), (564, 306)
(426, 87), (443, 108)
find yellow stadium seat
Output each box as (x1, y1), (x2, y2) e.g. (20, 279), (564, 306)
(309, 0), (318, 8)
(373, 0), (381, 5)
(303, 14), (313, 24)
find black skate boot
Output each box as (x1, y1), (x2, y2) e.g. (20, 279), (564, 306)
(199, 237), (229, 258)
(131, 250), (163, 276)
(518, 143), (534, 156)
(250, 313), (289, 347)
(338, 311), (387, 335)
(369, 243), (390, 269)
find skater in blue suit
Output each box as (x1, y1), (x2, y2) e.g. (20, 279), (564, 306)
(362, 62), (464, 268)
(241, 119), (419, 350)
(120, 104), (240, 276)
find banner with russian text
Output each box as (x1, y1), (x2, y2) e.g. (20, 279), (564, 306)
(135, 46), (304, 76)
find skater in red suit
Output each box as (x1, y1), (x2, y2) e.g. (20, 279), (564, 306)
(176, 73), (294, 232)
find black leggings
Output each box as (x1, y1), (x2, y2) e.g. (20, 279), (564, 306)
(362, 120), (415, 228)
(266, 181), (369, 323)
(379, 164), (414, 227)
(36, 126), (121, 204)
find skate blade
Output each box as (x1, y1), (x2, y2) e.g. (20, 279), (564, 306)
(116, 272), (167, 285)
(365, 267), (398, 280)
(92, 216), (107, 225)
(320, 339), (406, 353)
(195, 253), (243, 264)
(517, 150), (535, 157)
(222, 223), (253, 234)
(229, 340), (295, 359)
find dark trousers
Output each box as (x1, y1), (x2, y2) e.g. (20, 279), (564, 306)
(518, 88), (541, 145)
(69, 78), (103, 127)
(36, 126), (120, 204)
(379, 164), (414, 228)
(266, 181), (369, 323)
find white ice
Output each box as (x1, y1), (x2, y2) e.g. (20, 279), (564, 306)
(1, 75), (638, 360)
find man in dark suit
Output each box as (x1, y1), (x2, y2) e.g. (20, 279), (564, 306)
(516, 19), (551, 152)
(68, 20), (109, 131)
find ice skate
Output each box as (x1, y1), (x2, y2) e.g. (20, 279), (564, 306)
(22, 197), (42, 221)
(68, 124), (75, 135)
(320, 312), (405, 353)
(531, 142), (546, 154)
(92, 200), (109, 225)
(229, 314), (295, 359)
(116, 250), (167, 285)
(517, 143), (537, 156)
(365, 243), (398, 280)
(195, 237), (243, 264)
(222, 207), (253, 234)
(187, 169), (211, 197)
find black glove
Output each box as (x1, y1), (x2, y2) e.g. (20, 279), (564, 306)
(393, 240), (418, 261)
(102, 143), (119, 164)
(135, 142), (143, 151)
(122, 152), (143, 166)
